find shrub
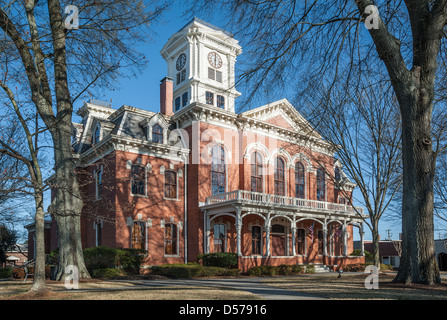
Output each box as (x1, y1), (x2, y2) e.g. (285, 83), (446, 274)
(83, 246), (147, 275)
(83, 246), (118, 274)
(197, 253), (238, 269)
(247, 266), (262, 276)
(380, 263), (394, 271)
(343, 263), (365, 272)
(305, 265), (315, 274)
(291, 265), (305, 274)
(150, 263), (240, 278)
(278, 264), (293, 276)
(93, 268), (125, 279)
(11, 265), (51, 279)
(247, 265), (277, 276)
(12, 267), (25, 279)
(0, 267), (12, 279)
(47, 249), (59, 265)
(116, 248), (147, 275)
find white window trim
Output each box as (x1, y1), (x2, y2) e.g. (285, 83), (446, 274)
(250, 151), (265, 194)
(94, 165), (103, 201)
(213, 223), (227, 253)
(130, 163), (148, 197)
(92, 122), (102, 145)
(130, 220), (148, 251)
(248, 224), (264, 257)
(162, 221), (181, 257)
(294, 161), (307, 199)
(94, 219), (103, 247)
(163, 169), (179, 201)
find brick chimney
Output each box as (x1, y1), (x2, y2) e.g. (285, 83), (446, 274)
(160, 77), (173, 116)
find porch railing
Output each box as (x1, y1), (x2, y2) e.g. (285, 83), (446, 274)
(204, 189), (363, 215)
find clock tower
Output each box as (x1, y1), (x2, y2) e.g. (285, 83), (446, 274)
(160, 18), (242, 113)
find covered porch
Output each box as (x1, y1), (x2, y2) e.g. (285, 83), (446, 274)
(200, 190), (366, 272)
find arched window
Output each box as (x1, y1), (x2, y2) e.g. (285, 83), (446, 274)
(95, 167), (103, 200)
(274, 157), (285, 196)
(316, 167), (325, 201)
(164, 223), (178, 255)
(250, 152), (263, 193)
(211, 145), (226, 195)
(152, 123), (163, 144)
(334, 167), (341, 182)
(295, 162), (305, 199)
(92, 126), (100, 144)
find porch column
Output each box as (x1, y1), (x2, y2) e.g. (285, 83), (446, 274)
(323, 218), (328, 257)
(291, 214), (296, 256)
(265, 212), (271, 256)
(343, 220), (348, 257)
(235, 206), (242, 257)
(205, 211), (210, 254)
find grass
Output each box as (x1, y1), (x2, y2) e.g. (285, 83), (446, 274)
(261, 272), (447, 300)
(0, 279), (261, 300)
(1, 271), (446, 300)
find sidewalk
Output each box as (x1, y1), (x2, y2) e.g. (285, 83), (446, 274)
(115, 276), (328, 300)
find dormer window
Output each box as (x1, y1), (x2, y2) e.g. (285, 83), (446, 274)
(152, 123), (163, 144)
(92, 125), (100, 144)
(335, 167), (341, 182)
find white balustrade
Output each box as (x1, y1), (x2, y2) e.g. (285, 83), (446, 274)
(204, 189), (363, 215)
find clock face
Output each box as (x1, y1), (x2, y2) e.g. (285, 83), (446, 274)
(208, 52), (223, 69)
(176, 53), (186, 71)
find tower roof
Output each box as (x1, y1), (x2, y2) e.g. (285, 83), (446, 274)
(177, 17), (234, 37)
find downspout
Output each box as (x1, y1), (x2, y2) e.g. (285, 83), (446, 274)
(177, 120), (188, 263)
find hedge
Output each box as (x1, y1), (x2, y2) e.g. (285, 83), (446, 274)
(150, 263), (241, 278)
(93, 268), (126, 279)
(0, 267), (12, 279)
(247, 264), (313, 276)
(83, 246), (147, 275)
(197, 253), (238, 269)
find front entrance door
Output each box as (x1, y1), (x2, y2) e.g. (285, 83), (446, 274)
(271, 224), (286, 256)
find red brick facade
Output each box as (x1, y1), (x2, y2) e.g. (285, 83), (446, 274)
(27, 19), (365, 272)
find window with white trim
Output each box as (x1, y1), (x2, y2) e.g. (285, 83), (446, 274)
(95, 167), (103, 200)
(164, 223), (178, 255)
(131, 164), (146, 196)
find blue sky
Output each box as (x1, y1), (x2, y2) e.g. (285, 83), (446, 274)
(66, 1), (411, 242)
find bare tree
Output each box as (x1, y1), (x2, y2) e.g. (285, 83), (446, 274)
(191, 0), (446, 284)
(300, 75), (402, 270)
(0, 96), (49, 291)
(0, 0), (169, 281)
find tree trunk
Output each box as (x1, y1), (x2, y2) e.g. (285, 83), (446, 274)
(29, 191), (48, 291)
(52, 129), (90, 281)
(371, 227), (381, 270)
(393, 78), (441, 285)
(46, 0), (90, 280)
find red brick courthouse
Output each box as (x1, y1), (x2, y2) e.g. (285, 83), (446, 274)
(27, 18), (365, 272)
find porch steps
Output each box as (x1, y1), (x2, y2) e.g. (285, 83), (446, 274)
(312, 264), (331, 273)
